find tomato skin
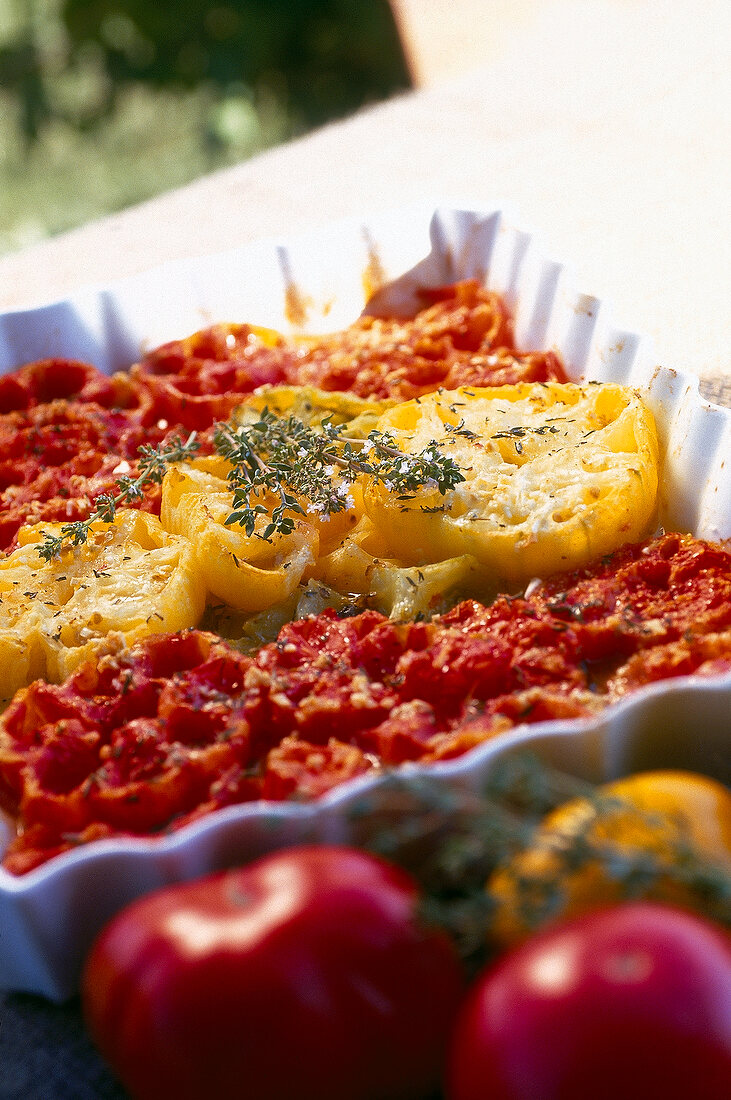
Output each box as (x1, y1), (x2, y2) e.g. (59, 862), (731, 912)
(447, 903), (731, 1100)
(82, 845), (464, 1100)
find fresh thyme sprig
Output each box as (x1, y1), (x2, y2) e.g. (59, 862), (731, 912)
(36, 406), (465, 559)
(213, 407), (465, 539)
(37, 432), (201, 562)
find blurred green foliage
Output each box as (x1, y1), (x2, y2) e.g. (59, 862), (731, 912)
(0, 0), (410, 254)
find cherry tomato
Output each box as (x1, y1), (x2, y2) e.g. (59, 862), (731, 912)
(82, 845), (464, 1100)
(447, 902), (731, 1100)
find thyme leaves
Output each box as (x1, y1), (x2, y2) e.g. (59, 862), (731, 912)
(36, 408), (465, 560)
(215, 407), (464, 531)
(36, 432), (202, 562)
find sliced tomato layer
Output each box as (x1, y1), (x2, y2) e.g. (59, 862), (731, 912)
(1, 532), (729, 874)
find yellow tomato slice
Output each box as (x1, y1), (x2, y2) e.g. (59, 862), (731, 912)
(364, 382), (659, 586)
(240, 384), (393, 431)
(312, 513), (483, 619)
(161, 460), (324, 613)
(0, 511), (204, 696)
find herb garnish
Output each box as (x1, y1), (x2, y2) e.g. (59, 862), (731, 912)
(214, 408), (464, 536)
(37, 432), (201, 562)
(37, 408), (465, 559)
(491, 423), (560, 454)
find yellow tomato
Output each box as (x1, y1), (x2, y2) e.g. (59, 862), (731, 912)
(364, 382), (659, 587)
(487, 770), (731, 947)
(161, 459), (323, 613)
(240, 383), (393, 434)
(310, 510), (485, 618)
(0, 511), (204, 698)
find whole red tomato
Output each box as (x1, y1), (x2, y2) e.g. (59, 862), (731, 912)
(82, 845), (464, 1100)
(447, 902), (731, 1100)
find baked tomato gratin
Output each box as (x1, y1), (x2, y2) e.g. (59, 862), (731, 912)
(0, 280), (729, 873)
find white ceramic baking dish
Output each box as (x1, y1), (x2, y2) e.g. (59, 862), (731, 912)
(0, 205), (728, 1000)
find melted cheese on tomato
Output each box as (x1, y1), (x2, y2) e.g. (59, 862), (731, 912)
(0, 510), (204, 699)
(364, 382), (659, 586)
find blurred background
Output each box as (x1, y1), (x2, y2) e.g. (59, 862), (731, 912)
(0, 0), (411, 256)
